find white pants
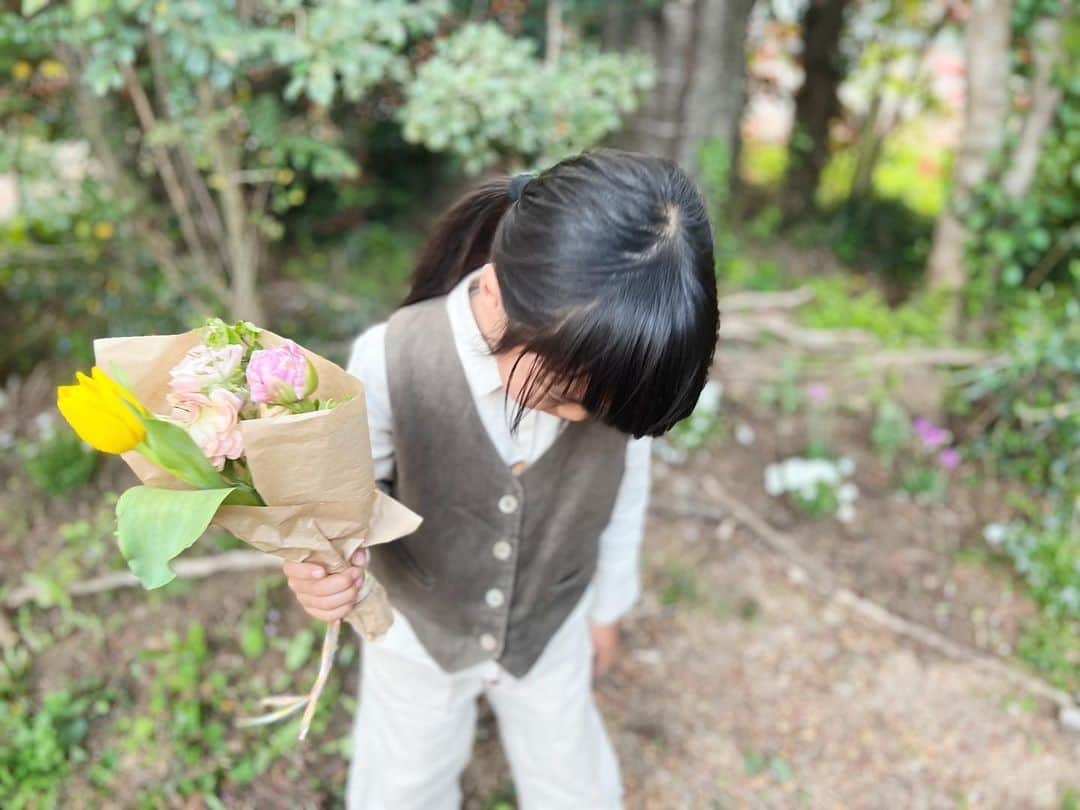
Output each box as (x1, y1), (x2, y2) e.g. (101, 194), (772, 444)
(346, 586), (623, 810)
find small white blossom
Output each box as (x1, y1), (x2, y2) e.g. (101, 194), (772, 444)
(764, 465), (784, 496)
(983, 523), (1007, 546)
(837, 503), (856, 523)
(837, 483), (859, 503)
(696, 381), (723, 413)
(735, 423), (756, 446)
(34, 410), (57, 437)
(837, 457), (856, 476)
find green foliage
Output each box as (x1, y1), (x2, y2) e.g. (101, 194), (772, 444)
(1, 3), (654, 373)
(813, 197), (936, 287)
(17, 418), (97, 497)
(797, 275), (947, 346)
(961, 7), (1080, 314)
(961, 295), (1079, 662)
(399, 23), (653, 172)
(108, 616), (352, 804)
(0, 648), (115, 810)
(115, 486), (238, 589)
(986, 501), (1079, 621)
(22, 493), (121, 611)
(871, 398), (912, 469)
(739, 140), (787, 188)
(758, 357), (805, 417)
(817, 131), (949, 219)
(958, 298), (1079, 492)
(1016, 612), (1080, 693)
(666, 381), (724, 454)
(659, 562), (702, 607)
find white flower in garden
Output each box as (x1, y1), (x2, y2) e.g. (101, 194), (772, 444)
(34, 410), (57, 436)
(837, 503), (856, 523)
(837, 482), (859, 503)
(837, 457), (856, 476)
(764, 464), (784, 496)
(735, 422), (756, 446)
(983, 523), (1007, 546)
(697, 381), (723, 412)
(653, 438), (688, 465)
(1060, 586), (1079, 612)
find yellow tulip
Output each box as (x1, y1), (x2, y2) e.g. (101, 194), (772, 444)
(57, 367), (148, 454)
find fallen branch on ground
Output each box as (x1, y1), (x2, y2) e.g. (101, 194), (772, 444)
(868, 348), (993, 367)
(720, 315), (991, 368)
(651, 485), (1077, 716)
(718, 286), (816, 312)
(721, 313), (879, 350)
(3, 549), (281, 611)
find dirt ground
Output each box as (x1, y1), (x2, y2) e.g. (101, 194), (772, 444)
(3, 343), (1078, 809)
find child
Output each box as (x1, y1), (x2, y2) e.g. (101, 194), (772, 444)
(283, 149), (718, 809)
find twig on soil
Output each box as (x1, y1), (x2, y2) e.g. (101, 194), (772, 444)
(718, 286), (816, 312)
(868, 348), (993, 367)
(651, 489), (1077, 713)
(721, 313), (879, 350)
(3, 550), (281, 611)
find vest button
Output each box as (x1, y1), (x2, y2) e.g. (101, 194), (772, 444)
(492, 540), (512, 561)
(485, 588), (505, 608)
(497, 494), (519, 514)
(479, 633), (497, 652)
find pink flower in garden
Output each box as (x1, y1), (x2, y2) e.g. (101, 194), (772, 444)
(168, 387), (245, 470)
(913, 417), (951, 451)
(246, 340), (318, 404)
(807, 383), (829, 404)
(169, 344), (245, 394)
(938, 447), (961, 470)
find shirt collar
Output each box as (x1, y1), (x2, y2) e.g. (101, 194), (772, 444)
(446, 269), (505, 398)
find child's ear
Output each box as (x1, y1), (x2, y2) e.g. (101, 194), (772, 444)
(478, 262), (503, 314)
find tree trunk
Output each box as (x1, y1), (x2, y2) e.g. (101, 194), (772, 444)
(926, 0), (1013, 295)
(1002, 16), (1063, 199)
(622, 0), (756, 178)
(782, 0), (850, 220)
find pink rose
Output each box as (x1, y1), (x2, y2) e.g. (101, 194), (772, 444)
(169, 344), (245, 394)
(168, 387), (245, 470)
(246, 340), (318, 404)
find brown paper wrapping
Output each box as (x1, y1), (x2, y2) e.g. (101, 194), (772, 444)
(94, 327), (421, 640)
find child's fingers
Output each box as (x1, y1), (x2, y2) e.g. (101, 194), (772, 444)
(307, 602), (355, 623)
(297, 586), (358, 612)
(288, 569), (357, 597)
(282, 560), (327, 580)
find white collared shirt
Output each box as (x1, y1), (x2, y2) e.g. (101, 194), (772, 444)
(346, 271), (651, 626)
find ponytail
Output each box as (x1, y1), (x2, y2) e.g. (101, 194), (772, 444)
(402, 176), (513, 306)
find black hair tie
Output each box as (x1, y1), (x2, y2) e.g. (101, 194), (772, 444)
(508, 172), (535, 203)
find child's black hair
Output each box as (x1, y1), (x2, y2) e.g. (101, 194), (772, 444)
(404, 148), (719, 439)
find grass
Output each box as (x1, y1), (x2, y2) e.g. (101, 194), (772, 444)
(796, 275), (949, 347)
(1016, 613), (1080, 694)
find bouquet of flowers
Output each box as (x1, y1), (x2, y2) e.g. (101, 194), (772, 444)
(56, 319), (421, 738)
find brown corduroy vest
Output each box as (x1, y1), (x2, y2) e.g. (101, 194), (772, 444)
(369, 296), (628, 677)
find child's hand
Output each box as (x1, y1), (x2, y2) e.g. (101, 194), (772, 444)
(282, 549), (369, 623)
(590, 621), (620, 677)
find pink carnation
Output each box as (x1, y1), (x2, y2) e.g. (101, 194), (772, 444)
(168, 387), (245, 470)
(169, 344), (245, 394)
(246, 340), (317, 404)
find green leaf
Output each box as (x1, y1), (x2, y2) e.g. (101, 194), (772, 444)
(137, 418), (231, 490)
(116, 486), (236, 588)
(21, 0), (49, 15)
